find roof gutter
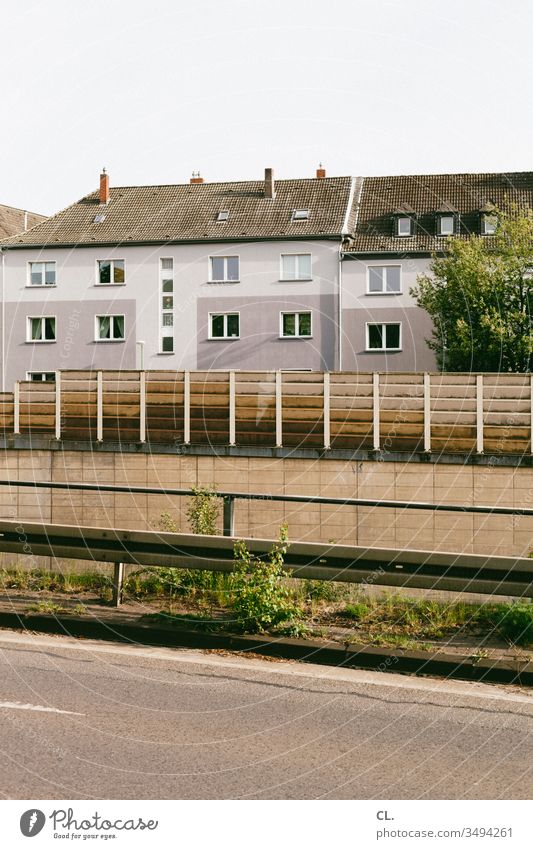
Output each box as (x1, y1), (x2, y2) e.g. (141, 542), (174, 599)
(1, 233), (347, 251)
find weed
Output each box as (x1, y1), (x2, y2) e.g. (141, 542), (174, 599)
(344, 602), (371, 621)
(230, 525), (302, 633)
(485, 602), (533, 647)
(26, 601), (69, 615)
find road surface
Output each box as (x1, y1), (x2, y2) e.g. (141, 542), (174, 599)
(0, 630), (531, 799)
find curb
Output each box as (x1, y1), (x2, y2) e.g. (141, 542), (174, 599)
(1, 610), (531, 687)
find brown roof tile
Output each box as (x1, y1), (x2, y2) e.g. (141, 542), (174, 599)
(2, 177), (355, 248)
(345, 171), (533, 253)
(0, 204), (46, 240)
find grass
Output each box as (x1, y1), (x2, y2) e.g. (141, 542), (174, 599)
(340, 595), (533, 647)
(2, 564), (532, 646)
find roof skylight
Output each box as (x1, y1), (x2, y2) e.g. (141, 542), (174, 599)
(292, 209), (310, 221)
(93, 213), (106, 224)
(217, 211), (229, 222)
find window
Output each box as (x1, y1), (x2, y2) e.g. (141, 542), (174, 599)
(438, 214), (455, 236)
(160, 258), (174, 353)
(482, 214), (498, 235)
(216, 211), (229, 222)
(29, 262), (56, 286)
(280, 253), (312, 280)
(96, 315), (125, 341)
(367, 265), (401, 294)
(209, 256), (239, 282)
(209, 313), (240, 339)
(93, 213), (106, 224)
(27, 316), (56, 342)
(292, 209), (309, 221)
(396, 216), (412, 237)
(98, 259), (125, 284)
(281, 312), (312, 338)
(27, 372), (56, 382)
(366, 322), (402, 351)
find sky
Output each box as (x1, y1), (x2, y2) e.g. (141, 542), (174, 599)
(1, 0), (532, 215)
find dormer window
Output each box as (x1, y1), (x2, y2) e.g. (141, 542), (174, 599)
(482, 213), (498, 235)
(216, 211), (229, 222)
(393, 204), (416, 237)
(396, 216), (412, 237)
(438, 214), (455, 236)
(292, 209), (309, 221)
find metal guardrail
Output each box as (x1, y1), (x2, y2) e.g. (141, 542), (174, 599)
(1, 519), (532, 604)
(0, 479), (532, 539)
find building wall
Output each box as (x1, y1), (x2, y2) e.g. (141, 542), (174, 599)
(341, 255), (437, 371)
(1, 240), (341, 386)
(2, 448), (531, 560)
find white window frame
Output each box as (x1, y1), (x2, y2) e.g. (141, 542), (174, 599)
(96, 258), (126, 285)
(365, 321), (402, 352)
(95, 314), (126, 342)
(366, 265), (402, 295)
(159, 257), (174, 354)
(28, 261), (56, 287)
(26, 371), (56, 382)
(208, 312), (240, 340)
(438, 214), (456, 236)
(26, 316), (56, 343)
(280, 253), (313, 281)
(396, 216), (412, 237)
(279, 311), (313, 339)
(291, 209), (310, 221)
(208, 255), (240, 283)
(482, 213), (498, 235)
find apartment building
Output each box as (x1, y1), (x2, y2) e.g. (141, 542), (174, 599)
(341, 170), (533, 371)
(0, 168), (359, 388)
(0, 168), (531, 387)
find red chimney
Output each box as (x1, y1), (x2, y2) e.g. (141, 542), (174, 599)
(316, 164), (326, 179)
(190, 171), (204, 184)
(99, 169), (110, 204)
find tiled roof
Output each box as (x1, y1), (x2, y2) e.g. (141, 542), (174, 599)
(345, 171), (533, 253)
(2, 177), (355, 248)
(0, 204), (46, 239)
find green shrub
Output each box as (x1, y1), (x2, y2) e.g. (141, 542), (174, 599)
(230, 525), (302, 633)
(488, 603), (533, 646)
(344, 602), (371, 621)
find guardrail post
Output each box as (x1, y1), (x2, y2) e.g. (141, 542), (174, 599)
(112, 562), (125, 606)
(55, 371), (61, 440)
(139, 370), (146, 443)
(423, 372), (431, 452)
(372, 372), (380, 451)
(323, 372), (331, 450)
(476, 374), (484, 454)
(96, 371), (103, 442)
(275, 370), (282, 447)
(223, 496), (235, 537)
(184, 371), (191, 445)
(13, 381), (20, 435)
(229, 370), (236, 446)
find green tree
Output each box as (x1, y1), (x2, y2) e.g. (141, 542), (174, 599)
(410, 206), (533, 371)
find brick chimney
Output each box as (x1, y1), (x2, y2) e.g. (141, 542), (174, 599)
(264, 167), (275, 199)
(190, 171), (204, 184)
(316, 163), (326, 179)
(99, 168), (110, 204)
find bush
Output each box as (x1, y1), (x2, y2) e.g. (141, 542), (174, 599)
(488, 603), (533, 647)
(230, 525), (302, 633)
(344, 602), (371, 621)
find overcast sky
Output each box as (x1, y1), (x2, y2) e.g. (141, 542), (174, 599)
(2, 0), (532, 215)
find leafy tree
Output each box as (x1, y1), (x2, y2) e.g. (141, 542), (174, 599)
(411, 206), (533, 371)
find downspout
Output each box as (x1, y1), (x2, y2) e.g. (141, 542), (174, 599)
(0, 249), (4, 392)
(338, 246), (343, 371)
(339, 176), (357, 373)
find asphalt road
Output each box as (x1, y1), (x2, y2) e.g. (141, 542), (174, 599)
(0, 630), (531, 800)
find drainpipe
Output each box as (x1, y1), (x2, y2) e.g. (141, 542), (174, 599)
(0, 249), (5, 392)
(338, 246), (343, 371)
